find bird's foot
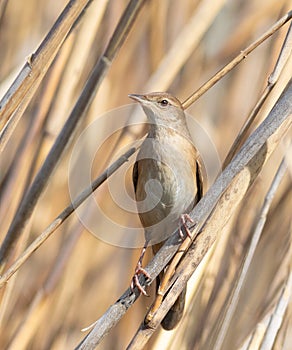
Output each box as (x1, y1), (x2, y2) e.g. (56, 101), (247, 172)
(131, 246), (151, 296)
(179, 213), (195, 239)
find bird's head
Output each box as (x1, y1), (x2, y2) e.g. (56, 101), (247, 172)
(128, 92), (185, 126)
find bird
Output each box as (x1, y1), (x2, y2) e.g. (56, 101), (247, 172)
(129, 92), (203, 330)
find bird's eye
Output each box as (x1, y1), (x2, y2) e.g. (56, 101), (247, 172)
(160, 99), (169, 106)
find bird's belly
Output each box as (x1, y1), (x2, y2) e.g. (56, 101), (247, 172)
(136, 158), (195, 241)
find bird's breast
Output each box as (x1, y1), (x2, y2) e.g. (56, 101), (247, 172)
(134, 134), (198, 230)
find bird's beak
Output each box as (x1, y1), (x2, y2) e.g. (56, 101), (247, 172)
(128, 94), (148, 104)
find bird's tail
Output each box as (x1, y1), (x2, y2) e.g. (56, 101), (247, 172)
(161, 287), (186, 330)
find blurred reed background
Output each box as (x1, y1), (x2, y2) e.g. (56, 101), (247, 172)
(0, 0), (291, 349)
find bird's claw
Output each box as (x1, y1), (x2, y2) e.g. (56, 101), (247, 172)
(179, 213), (195, 239)
(131, 261), (151, 296)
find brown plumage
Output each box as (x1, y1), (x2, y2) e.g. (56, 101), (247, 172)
(129, 92), (203, 330)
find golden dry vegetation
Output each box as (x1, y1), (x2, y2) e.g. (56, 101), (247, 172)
(0, 0), (291, 349)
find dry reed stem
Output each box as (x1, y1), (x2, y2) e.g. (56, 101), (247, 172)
(182, 10), (292, 109)
(223, 21), (292, 169)
(7, 221), (85, 350)
(0, 37), (74, 236)
(0, 0), (91, 144)
(47, 0), (109, 130)
(213, 156), (288, 350)
(0, 146), (137, 287)
(259, 270), (292, 350)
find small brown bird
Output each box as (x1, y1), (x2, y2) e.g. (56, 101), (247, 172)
(129, 92), (203, 330)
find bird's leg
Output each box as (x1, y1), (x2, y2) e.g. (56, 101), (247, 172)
(131, 241), (151, 296)
(179, 213), (194, 239)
